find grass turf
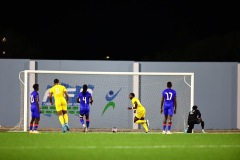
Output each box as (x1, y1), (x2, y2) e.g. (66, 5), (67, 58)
(0, 132), (239, 160)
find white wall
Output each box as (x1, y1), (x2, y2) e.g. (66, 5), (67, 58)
(0, 59), (238, 130)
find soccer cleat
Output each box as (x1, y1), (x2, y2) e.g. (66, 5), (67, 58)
(162, 130), (166, 134)
(65, 123), (70, 131)
(29, 130), (33, 134)
(85, 128), (88, 132)
(166, 131), (172, 134)
(62, 125), (67, 133)
(33, 130), (39, 134)
(202, 129), (206, 133)
(83, 124), (87, 132)
(146, 119), (150, 129)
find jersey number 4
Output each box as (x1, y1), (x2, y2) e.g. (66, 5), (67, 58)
(82, 97), (87, 104)
(165, 92), (173, 100)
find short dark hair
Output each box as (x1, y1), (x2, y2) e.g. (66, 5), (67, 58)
(33, 83), (39, 90)
(167, 81), (172, 88)
(83, 84), (88, 91)
(54, 79), (59, 84)
(192, 105), (198, 110)
(129, 93), (135, 97)
(82, 84), (88, 95)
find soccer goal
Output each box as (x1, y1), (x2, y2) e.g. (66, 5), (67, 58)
(13, 70), (194, 132)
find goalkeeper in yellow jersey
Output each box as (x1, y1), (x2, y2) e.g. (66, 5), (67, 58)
(127, 93), (149, 133)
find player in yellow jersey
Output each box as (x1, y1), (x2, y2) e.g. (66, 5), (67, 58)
(49, 79), (70, 133)
(127, 93), (149, 133)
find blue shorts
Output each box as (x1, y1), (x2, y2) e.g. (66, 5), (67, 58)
(79, 107), (90, 116)
(163, 107), (174, 116)
(31, 106), (40, 118)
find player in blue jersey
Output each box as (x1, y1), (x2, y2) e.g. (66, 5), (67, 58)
(29, 84), (41, 133)
(76, 84), (93, 132)
(160, 81), (177, 134)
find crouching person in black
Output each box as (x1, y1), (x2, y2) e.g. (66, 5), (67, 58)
(187, 105), (205, 133)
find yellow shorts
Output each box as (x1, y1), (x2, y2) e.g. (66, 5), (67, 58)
(135, 109), (146, 119)
(54, 98), (67, 112)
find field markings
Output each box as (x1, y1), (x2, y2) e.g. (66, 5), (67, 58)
(0, 145), (239, 150)
(12, 131), (240, 135)
(6, 130), (240, 134)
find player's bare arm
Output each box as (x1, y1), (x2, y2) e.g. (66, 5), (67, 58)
(36, 97), (41, 113)
(49, 92), (54, 105)
(64, 91), (69, 102)
(174, 96), (177, 114)
(76, 97), (80, 103)
(90, 96), (93, 105)
(160, 96), (164, 114)
(127, 101), (138, 110)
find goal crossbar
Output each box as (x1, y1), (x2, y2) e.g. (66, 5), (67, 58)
(21, 70), (194, 76)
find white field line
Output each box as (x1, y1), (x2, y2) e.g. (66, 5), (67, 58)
(7, 131), (240, 134)
(0, 145), (239, 150)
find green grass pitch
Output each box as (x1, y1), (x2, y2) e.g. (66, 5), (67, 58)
(0, 132), (239, 160)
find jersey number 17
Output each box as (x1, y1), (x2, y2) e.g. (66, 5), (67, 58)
(165, 92), (173, 100)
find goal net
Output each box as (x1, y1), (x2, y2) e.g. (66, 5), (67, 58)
(12, 70), (194, 132)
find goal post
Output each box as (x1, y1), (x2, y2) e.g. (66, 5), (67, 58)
(16, 70), (194, 132)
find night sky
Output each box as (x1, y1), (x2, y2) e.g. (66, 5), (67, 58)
(1, 2), (240, 61)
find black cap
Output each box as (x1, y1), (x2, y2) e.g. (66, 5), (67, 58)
(192, 105), (198, 110)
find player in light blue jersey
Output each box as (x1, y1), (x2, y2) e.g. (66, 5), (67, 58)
(29, 84), (41, 133)
(160, 81), (177, 134)
(76, 84), (93, 132)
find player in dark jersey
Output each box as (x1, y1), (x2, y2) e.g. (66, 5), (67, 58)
(186, 105), (205, 133)
(29, 84), (41, 133)
(160, 82), (177, 134)
(76, 84), (93, 132)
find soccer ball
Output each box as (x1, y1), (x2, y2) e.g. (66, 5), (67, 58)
(112, 127), (117, 133)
